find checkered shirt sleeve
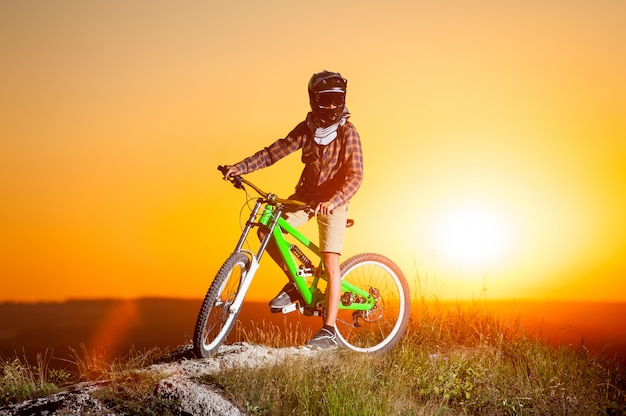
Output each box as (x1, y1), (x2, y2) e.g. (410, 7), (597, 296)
(233, 121), (364, 208)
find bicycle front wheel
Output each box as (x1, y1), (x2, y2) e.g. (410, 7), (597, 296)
(193, 252), (250, 358)
(335, 253), (410, 354)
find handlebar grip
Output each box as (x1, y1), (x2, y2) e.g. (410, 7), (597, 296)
(218, 165), (244, 189)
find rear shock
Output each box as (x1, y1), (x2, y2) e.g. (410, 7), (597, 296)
(290, 244), (314, 276)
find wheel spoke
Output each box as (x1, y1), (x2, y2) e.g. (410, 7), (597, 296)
(334, 253), (410, 354)
(193, 253), (250, 357)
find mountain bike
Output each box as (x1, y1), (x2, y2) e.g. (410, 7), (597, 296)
(193, 166), (410, 357)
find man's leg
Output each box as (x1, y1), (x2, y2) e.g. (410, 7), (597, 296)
(305, 204), (348, 349)
(322, 251), (341, 327)
(305, 250), (341, 349)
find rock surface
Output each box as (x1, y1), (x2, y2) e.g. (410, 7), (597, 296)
(0, 343), (319, 416)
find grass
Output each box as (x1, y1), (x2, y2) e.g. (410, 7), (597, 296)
(0, 345), (180, 413)
(1, 300), (625, 415)
(203, 299), (626, 415)
(90, 370), (180, 416)
(67, 345), (182, 415)
(233, 316), (314, 348)
(0, 349), (69, 405)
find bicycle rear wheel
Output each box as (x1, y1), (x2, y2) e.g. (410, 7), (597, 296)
(335, 253), (410, 354)
(193, 252), (250, 358)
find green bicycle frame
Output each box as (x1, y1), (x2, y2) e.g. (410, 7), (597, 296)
(253, 201), (374, 311)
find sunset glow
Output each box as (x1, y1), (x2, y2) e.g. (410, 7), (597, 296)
(437, 204), (509, 266)
(1, 1), (625, 305)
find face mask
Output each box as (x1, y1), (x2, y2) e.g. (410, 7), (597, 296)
(309, 108), (350, 145)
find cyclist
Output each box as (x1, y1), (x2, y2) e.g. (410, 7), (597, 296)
(222, 70), (364, 349)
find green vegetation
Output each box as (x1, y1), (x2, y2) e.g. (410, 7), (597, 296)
(0, 349), (68, 406)
(69, 345), (181, 415)
(205, 300), (626, 415)
(1, 345), (179, 413)
(1, 300), (625, 415)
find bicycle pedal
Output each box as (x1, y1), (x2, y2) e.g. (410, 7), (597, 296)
(280, 303), (298, 314)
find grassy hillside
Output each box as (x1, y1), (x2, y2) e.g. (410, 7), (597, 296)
(205, 300), (626, 415)
(1, 299), (625, 414)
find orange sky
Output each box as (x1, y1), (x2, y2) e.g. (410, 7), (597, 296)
(1, 1), (625, 303)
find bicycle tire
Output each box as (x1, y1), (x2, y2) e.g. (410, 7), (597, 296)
(334, 253), (410, 354)
(193, 252), (250, 358)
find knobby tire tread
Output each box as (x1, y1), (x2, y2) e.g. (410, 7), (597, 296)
(193, 252), (250, 358)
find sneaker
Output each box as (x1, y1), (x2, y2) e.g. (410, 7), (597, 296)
(306, 327), (338, 350)
(269, 282), (301, 312)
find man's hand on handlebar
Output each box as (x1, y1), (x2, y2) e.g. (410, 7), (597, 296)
(219, 165), (332, 215)
(221, 165), (242, 180)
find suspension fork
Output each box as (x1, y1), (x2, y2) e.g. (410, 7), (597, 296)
(256, 203), (284, 261)
(228, 200), (283, 314)
(233, 198), (283, 257)
(233, 199), (263, 253)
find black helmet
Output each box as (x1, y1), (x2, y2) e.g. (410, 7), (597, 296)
(308, 70), (347, 125)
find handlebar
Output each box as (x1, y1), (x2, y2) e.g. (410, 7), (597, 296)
(218, 166), (308, 209)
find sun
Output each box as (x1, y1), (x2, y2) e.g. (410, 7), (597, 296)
(436, 204), (509, 265)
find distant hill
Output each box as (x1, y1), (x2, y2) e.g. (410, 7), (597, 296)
(1, 298), (624, 370)
(0, 298), (317, 370)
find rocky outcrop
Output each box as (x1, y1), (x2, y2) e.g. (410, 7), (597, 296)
(0, 382), (110, 416)
(155, 375), (242, 416)
(0, 343), (319, 416)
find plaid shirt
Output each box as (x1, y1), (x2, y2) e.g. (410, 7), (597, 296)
(234, 119), (364, 208)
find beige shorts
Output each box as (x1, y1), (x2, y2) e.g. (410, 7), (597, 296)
(283, 204), (349, 254)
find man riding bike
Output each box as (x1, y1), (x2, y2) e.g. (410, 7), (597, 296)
(222, 70), (364, 349)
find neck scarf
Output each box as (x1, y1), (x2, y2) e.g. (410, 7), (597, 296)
(307, 108), (350, 145)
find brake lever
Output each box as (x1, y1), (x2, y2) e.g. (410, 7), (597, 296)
(232, 175), (244, 189)
(218, 165), (244, 189)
